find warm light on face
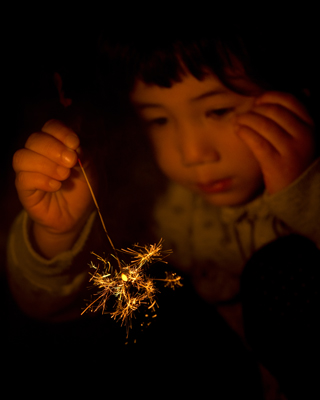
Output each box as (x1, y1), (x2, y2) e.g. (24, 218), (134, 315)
(131, 73), (264, 206)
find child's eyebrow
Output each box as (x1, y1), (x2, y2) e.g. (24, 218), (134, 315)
(190, 89), (228, 102)
(133, 89), (229, 110)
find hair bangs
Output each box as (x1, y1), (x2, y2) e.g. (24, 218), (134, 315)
(131, 37), (241, 89)
(98, 32), (255, 103)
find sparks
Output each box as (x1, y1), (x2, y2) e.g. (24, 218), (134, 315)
(157, 271), (183, 290)
(78, 159), (182, 337)
(81, 241), (180, 337)
(121, 239), (172, 267)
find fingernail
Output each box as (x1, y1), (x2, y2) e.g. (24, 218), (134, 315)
(57, 165), (69, 178)
(62, 149), (76, 165)
(49, 180), (61, 190)
(65, 134), (79, 149)
(76, 146), (83, 158)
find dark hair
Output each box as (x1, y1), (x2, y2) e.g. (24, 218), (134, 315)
(97, 20), (316, 106)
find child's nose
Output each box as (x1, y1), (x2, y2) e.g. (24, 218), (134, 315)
(178, 124), (220, 166)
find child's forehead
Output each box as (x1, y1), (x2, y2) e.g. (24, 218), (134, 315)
(130, 70), (262, 104)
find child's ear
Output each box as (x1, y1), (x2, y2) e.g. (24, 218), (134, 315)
(53, 72), (72, 108)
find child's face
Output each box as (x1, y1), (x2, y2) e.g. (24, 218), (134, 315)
(130, 72), (265, 206)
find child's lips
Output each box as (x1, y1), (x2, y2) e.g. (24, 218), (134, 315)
(197, 177), (233, 194)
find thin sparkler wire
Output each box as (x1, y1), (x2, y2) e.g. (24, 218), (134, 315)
(78, 158), (122, 272)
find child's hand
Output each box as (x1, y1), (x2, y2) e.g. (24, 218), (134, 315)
(13, 119), (96, 257)
(235, 92), (315, 195)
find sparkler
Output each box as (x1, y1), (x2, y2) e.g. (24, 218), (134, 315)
(78, 159), (182, 337)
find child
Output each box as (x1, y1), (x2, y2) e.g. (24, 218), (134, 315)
(6, 22), (319, 397)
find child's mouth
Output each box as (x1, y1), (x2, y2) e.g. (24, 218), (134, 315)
(197, 178), (233, 194)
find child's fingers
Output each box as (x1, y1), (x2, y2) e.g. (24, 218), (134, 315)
(236, 112), (292, 155)
(15, 171), (62, 196)
(236, 125), (283, 193)
(42, 119), (80, 150)
(236, 125), (280, 163)
(25, 132), (78, 168)
(13, 148), (71, 182)
(255, 91), (314, 125)
(248, 103), (312, 139)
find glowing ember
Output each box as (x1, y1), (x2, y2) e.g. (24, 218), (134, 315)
(121, 273), (128, 281)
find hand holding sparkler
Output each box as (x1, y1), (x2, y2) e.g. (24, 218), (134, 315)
(13, 116), (182, 334)
(13, 119), (96, 258)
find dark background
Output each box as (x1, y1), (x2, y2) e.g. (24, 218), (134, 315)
(1, 10), (318, 398)
(1, 7), (318, 279)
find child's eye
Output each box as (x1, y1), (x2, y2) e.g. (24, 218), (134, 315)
(206, 108), (234, 118)
(147, 117), (168, 126)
